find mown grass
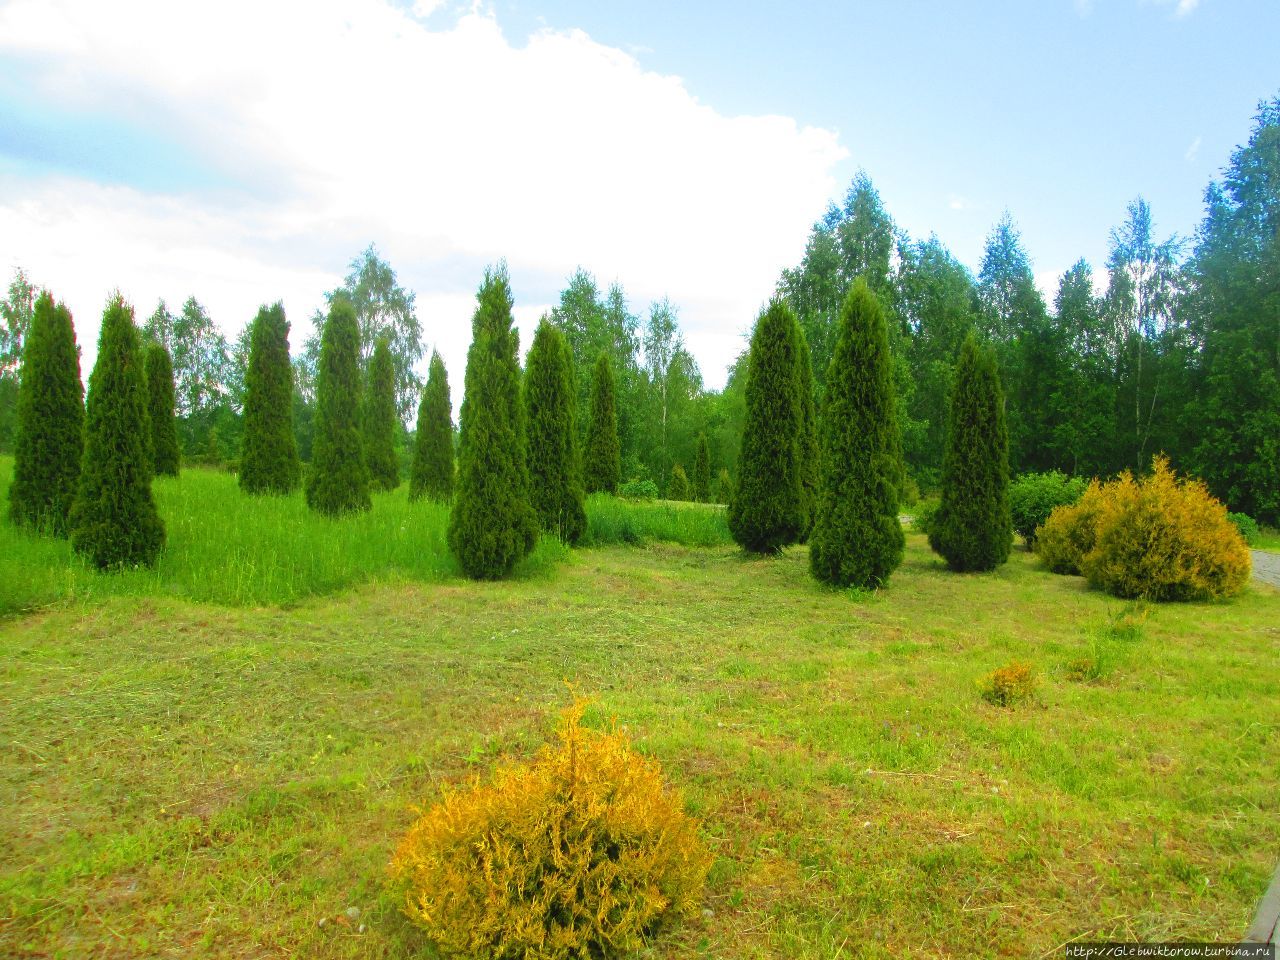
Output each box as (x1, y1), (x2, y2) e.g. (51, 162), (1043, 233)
(1, 527), (1276, 958)
(0, 458), (728, 615)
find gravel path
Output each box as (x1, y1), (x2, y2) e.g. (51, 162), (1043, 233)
(1252, 550), (1280, 589)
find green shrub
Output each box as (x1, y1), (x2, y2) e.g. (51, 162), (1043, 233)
(1227, 511), (1260, 546)
(713, 468), (732, 506)
(364, 336), (400, 491)
(524, 320), (586, 544)
(239, 302), (301, 495)
(409, 352), (454, 502)
(390, 700), (712, 959)
(8, 291), (83, 536)
(667, 463), (690, 501)
(910, 498), (939, 536)
(1009, 470), (1087, 547)
(978, 661), (1037, 707)
(306, 299), (372, 516)
(619, 476), (658, 501)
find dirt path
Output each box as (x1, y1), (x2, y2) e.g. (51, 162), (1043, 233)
(1252, 550), (1280, 589)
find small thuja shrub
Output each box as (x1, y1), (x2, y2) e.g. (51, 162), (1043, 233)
(1034, 480), (1107, 575)
(1009, 470), (1087, 547)
(390, 701), (712, 959)
(978, 661), (1037, 707)
(1227, 511), (1260, 546)
(1080, 457), (1250, 601)
(667, 463), (690, 501)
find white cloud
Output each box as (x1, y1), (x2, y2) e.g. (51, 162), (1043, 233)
(1073, 0), (1094, 16)
(948, 194), (972, 212)
(1142, 0), (1203, 18)
(1184, 135), (1202, 161)
(0, 0), (846, 390)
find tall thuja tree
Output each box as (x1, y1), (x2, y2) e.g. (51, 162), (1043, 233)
(305, 299), (371, 515)
(409, 352), (453, 502)
(929, 334), (1012, 572)
(728, 299), (804, 553)
(363, 335), (399, 491)
(1183, 97), (1280, 523)
(9, 291), (83, 534)
(809, 279), (904, 588)
(239, 303), (300, 494)
(583, 352), (620, 494)
(524, 319), (586, 544)
(70, 295), (165, 568)
(449, 265), (537, 579)
(692, 433), (711, 503)
(794, 328), (820, 538)
(144, 342), (181, 477)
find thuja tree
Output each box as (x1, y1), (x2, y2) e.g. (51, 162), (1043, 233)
(144, 342), (181, 477)
(728, 299), (804, 553)
(929, 333), (1012, 571)
(364, 335), (400, 491)
(8, 291), (83, 534)
(668, 463), (690, 501)
(810, 279), (904, 588)
(692, 433), (711, 502)
(239, 302), (300, 494)
(524, 319), (587, 543)
(583, 352), (620, 494)
(448, 265), (538, 579)
(409, 352), (453, 501)
(305, 299), (371, 515)
(70, 294), (165, 568)
(795, 328), (820, 539)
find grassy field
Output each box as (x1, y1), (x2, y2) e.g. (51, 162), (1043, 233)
(1, 463), (1277, 958)
(1252, 527), (1280, 552)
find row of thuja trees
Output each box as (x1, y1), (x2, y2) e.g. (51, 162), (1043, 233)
(727, 275), (1011, 589)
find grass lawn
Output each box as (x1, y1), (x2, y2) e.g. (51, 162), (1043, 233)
(1, 464), (1277, 958)
(1252, 527), (1280, 552)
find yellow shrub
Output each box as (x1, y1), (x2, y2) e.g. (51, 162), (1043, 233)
(979, 661), (1037, 707)
(1034, 479), (1107, 575)
(389, 700), (712, 959)
(1080, 456), (1251, 601)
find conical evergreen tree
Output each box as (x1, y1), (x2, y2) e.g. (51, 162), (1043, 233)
(728, 299), (805, 553)
(8, 291), (83, 535)
(70, 294), (165, 568)
(409, 352), (454, 502)
(448, 265), (538, 579)
(363, 335), (400, 491)
(239, 302), (300, 494)
(144, 342), (181, 478)
(582, 352), (620, 494)
(524, 319), (587, 544)
(714, 468), (732, 505)
(809, 278), (904, 588)
(795, 330), (819, 540)
(692, 433), (711, 503)
(305, 299), (371, 515)
(929, 333), (1012, 571)
(668, 463), (690, 501)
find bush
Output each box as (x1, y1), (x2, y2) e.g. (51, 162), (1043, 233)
(409, 352), (454, 502)
(1009, 470), (1087, 547)
(667, 463), (690, 501)
(390, 701), (711, 959)
(1034, 481), (1106, 575)
(305, 299), (372, 516)
(713, 468), (732, 506)
(1227, 511), (1260, 546)
(239, 302), (301, 495)
(1079, 457), (1251, 601)
(910, 498), (939, 536)
(978, 662), (1037, 707)
(619, 476), (658, 501)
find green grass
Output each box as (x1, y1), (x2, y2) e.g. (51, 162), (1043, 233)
(1, 457), (1277, 957)
(1252, 526), (1280, 552)
(0, 459), (727, 615)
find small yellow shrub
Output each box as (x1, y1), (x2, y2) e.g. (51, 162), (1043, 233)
(389, 700), (712, 959)
(1035, 480), (1106, 575)
(1080, 457), (1251, 601)
(979, 661), (1037, 707)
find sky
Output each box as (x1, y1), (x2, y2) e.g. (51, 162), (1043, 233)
(1, 0), (1277, 392)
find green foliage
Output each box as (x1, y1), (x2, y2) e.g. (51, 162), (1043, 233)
(1009, 471), (1087, 547)
(363, 336), (400, 491)
(728, 300), (805, 554)
(692, 433), (711, 503)
(713, 468), (732, 505)
(929, 334), (1012, 572)
(449, 265), (538, 579)
(390, 700), (711, 960)
(524, 320), (586, 544)
(1227, 512), (1260, 546)
(619, 476), (658, 501)
(239, 303), (300, 495)
(911, 498), (940, 536)
(667, 463), (690, 501)
(305, 300), (371, 516)
(8, 291), (83, 535)
(582, 353), (620, 495)
(809, 280), (904, 587)
(69, 295), (165, 568)
(409, 352), (454, 502)
(794, 329), (819, 539)
(143, 343), (181, 478)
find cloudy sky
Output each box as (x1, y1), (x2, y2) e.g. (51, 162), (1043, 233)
(1, 0), (1277, 390)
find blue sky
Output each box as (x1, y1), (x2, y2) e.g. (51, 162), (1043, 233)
(1, 0), (1276, 388)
